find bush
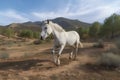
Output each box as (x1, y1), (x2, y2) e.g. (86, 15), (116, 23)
(50, 75), (58, 80)
(19, 30), (40, 39)
(0, 53), (9, 59)
(0, 40), (15, 46)
(93, 39), (104, 48)
(3, 28), (14, 38)
(22, 53), (31, 58)
(33, 32), (39, 38)
(115, 38), (120, 49)
(97, 53), (120, 69)
(19, 30), (33, 38)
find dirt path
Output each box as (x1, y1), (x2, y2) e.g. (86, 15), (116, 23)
(18, 43), (107, 77)
(0, 42), (118, 80)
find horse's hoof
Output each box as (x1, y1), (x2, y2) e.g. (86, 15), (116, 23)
(55, 62), (60, 66)
(69, 57), (72, 60)
(56, 64), (60, 66)
(73, 57), (77, 60)
(57, 63), (60, 66)
(73, 58), (78, 61)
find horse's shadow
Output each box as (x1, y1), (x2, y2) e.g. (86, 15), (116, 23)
(0, 48), (71, 71)
(0, 59), (53, 71)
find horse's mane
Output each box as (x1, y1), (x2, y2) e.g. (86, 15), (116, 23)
(50, 21), (65, 32)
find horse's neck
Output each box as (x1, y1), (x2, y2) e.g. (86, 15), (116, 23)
(51, 23), (65, 39)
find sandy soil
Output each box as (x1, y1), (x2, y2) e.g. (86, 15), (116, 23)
(0, 40), (119, 80)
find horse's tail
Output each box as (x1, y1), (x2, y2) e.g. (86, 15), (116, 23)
(79, 41), (83, 48)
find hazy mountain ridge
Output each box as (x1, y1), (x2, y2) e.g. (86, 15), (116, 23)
(1, 17), (91, 31)
(52, 17), (91, 30)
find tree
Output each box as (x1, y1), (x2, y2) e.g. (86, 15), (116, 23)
(99, 14), (120, 38)
(77, 27), (84, 37)
(77, 27), (89, 39)
(89, 22), (101, 37)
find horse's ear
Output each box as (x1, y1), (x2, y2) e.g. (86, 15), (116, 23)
(47, 20), (49, 24)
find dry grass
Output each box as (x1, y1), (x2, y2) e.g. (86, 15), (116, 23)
(115, 38), (120, 49)
(93, 39), (104, 48)
(96, 53), (120, 70)
(0, 52), (9, 59)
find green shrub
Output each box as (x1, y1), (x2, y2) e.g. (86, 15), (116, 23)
(33, 32), (39, 38)
(3, 28), (14, 38)
(0, 53), (9, 59)
(19, 30), (40, 39)
(19, 30), (33, 38)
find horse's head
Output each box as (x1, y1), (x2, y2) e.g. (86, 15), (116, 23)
(40, 20), (53, 40)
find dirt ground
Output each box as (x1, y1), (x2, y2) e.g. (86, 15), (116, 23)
(0, 38), (120, 80)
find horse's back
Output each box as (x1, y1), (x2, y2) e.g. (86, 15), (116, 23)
(67, 31), (79, 38)
(66, 31), (80, 45)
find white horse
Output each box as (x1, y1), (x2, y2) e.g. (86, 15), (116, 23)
(40, 20), (83, 65)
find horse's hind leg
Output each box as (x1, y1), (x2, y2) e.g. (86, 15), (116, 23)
(74, 43), (79, 60)
(69, 51), (73, 60)
(69, 46), (74, 60)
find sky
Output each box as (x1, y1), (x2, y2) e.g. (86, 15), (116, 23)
(0, 0), (120, 25)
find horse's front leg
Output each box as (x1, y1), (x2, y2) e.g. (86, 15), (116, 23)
(52, 45), (57, 64)
(57, 44), (65, 65)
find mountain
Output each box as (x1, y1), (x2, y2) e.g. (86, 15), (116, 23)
(7, 22), (41, 32)
(5, 17), (91, 32)
(52, 17), (91, 30)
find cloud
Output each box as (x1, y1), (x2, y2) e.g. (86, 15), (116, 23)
(32, 0), (120, 23)
(0, 10), (29, 25)
(32, 12), (61, 20)
(71, 0), (120, 22)
(0, 0), (120, 25)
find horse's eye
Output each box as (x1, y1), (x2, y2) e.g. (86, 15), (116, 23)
(45, 27), (47, 29)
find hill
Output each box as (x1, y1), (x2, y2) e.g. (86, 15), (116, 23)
(7, 22), (41, 32)
(1, 17), (91, 32)
(52, 17), (91, 30)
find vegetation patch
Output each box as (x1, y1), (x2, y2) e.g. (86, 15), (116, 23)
(97, 53), (120, 70)
(93, 39), (104, 48)
(115, 38), (120, 49)
(22, 53), (31, 58)
(0, 53), (9, 59)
